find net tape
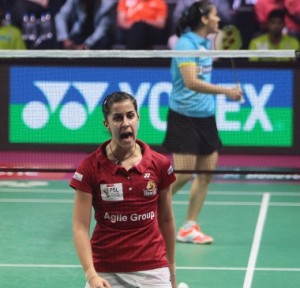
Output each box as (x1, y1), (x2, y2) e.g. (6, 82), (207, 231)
(0, 49), (297, 59)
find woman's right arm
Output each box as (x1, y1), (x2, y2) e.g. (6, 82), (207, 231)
(73, 189), (111, 288)
(180, 65), (243, 101)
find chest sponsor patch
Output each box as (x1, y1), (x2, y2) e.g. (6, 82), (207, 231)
(143, 180), (157, 197)
(100, 183), (124, 201)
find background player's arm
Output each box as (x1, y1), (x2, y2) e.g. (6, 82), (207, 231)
(180, 65), (242, 101)
(158, 186), (176, 288)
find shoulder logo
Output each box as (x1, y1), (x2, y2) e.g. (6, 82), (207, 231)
(73, 172), (83, 181)
(167, 165), (174, 175)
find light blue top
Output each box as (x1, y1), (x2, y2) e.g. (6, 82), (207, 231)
(170, 31), (215, 118)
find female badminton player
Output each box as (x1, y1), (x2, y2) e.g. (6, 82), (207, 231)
(70, 92), (176, 288)
(163, 0), (243, 244)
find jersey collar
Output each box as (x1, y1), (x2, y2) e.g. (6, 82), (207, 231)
(96, 139), (152, 175)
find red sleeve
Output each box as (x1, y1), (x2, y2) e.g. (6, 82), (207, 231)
(158, 156), (176, 190)
(69, 158), (95, 194)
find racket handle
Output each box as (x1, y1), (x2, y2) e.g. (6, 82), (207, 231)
(236, 83), (245, 104)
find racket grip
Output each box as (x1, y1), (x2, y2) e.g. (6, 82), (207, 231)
(235, 83), (245, 104)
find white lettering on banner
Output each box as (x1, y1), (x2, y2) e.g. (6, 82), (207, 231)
(243, 84), (273, 131)
(149, 82), (172, 131)
(104, 211), (155, 223)
(22, 80), (275, 133)
(118, 81), (172, 131)
(118, 82), (150, 113)
(216, 84), (273, 132)
(216, 94), (241, 131)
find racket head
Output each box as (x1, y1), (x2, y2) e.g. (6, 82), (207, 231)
(214, 25), (243, 50)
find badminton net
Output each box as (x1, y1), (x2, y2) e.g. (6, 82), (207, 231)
(0, 49), (299, 179)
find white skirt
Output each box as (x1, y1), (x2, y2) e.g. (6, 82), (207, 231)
(84, 267), (171, 288)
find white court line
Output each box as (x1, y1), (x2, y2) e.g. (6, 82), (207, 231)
(173, 201), (300, 207)
(178, 190), (300, 196)
(209, 191), (300, 197)
(0, 199), (73, 203)
(0, 264), (80, 268)
(0, 188), (71, 193)
(177, 266), (300, 272)
(243, 193), (270, 288)
(0, 264), (300, 272)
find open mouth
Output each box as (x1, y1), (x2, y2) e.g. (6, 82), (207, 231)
(120, 131), (133, 140)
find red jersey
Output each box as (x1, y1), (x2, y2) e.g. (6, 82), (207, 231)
(70, 140), (176, 273)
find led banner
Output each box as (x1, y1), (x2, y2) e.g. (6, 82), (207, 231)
(9, 66), (293, 147)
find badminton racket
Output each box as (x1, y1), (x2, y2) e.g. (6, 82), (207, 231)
(214, 25), (244, 103)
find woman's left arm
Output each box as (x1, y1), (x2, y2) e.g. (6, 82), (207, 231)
(158, 186), (176, 288)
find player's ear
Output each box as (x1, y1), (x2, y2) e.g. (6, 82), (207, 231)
(201, 15), (209, 25)
(103, 119), (109, 130)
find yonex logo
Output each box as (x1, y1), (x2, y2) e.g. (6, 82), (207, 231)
(22, 81), (108, 130)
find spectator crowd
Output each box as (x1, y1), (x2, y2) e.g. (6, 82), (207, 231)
(0, 0), (299, 57)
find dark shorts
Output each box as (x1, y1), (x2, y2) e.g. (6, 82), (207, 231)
(163, 109), (222, 155)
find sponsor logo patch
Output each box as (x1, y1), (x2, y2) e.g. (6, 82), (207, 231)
(100, 183), (123, 201)
(73, 172), (83, 181)
(167, 165), (174, 175)
(143, 180), (157, 197)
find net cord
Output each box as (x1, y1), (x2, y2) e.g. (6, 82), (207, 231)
(0, 167), (299, 175)
(0, 49), (297, 58)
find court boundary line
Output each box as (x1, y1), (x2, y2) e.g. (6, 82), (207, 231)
(243, 193), (270, 288)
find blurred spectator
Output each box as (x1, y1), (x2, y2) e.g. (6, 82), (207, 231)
(0, 2), (26, 49)
(4, 0), (63, 49)
(254, 0), (284, 30)
(249, 9), (299, 61)
(55, 0), (117, 50)
(231, 0), (260, 49)
(8, 0), (51, 28)
(284, 0), (300, 40)
(117, 0), (168, 49)
(255, 0), (300, 40)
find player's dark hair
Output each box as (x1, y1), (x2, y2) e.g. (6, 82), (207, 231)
(176, 0), (214, 36)
(267, 9), (285, 22)
(102, 91), (138, 120)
